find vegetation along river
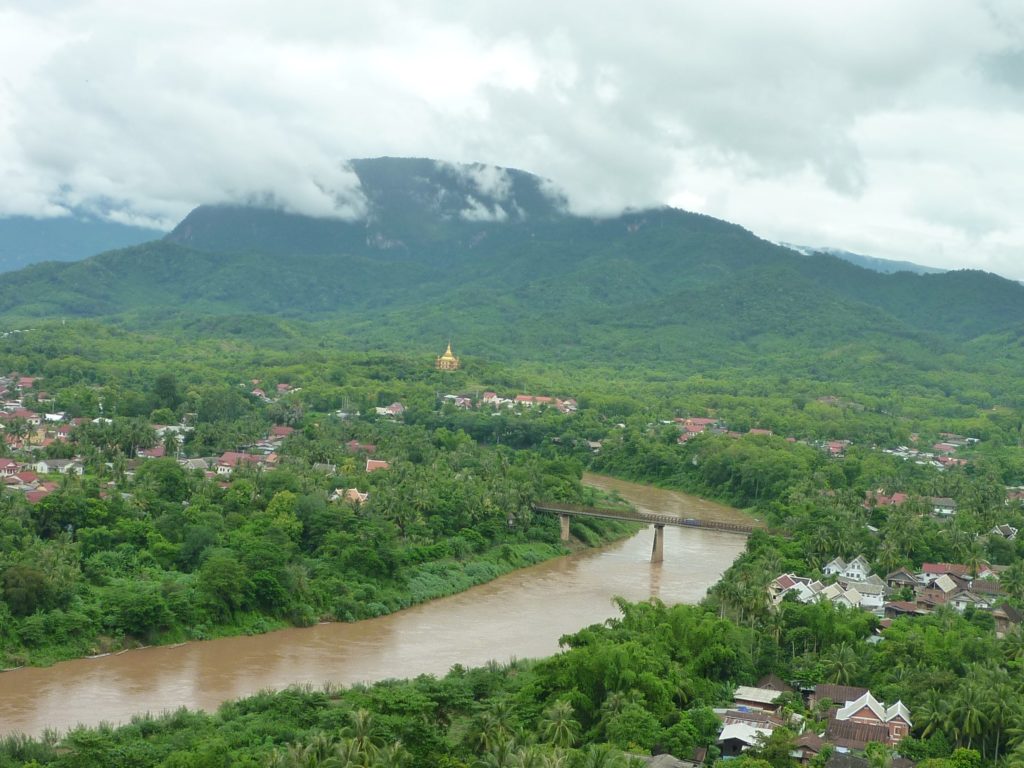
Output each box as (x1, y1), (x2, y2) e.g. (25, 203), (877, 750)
(0, 474), (751, 737)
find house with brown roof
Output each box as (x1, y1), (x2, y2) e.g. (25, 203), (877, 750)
(330, 487), (369, 504)
(366, 459), (390, 473)
(885, 568), (918, 590)
(811, 685), (869, 709)
(819, 691), (912, 750)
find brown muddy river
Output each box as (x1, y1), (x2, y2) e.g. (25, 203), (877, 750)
(0, 474), (749, 737)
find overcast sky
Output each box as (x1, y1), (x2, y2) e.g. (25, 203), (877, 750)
(2, 1), (1023, 278)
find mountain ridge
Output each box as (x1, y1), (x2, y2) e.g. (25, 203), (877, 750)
(1, 157), (1021, 371)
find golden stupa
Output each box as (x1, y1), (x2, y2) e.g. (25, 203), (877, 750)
(435, 341), (460, 371)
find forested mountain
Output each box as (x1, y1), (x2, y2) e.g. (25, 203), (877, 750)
(0, 157), (1021, 370)
(0, 215), (162, 273)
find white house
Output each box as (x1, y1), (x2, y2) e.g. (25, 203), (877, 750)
(824, 555), (872, 581)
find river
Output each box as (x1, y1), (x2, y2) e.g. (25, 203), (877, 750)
(0, 474), (750, 737)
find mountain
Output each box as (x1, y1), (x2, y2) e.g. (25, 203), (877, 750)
(783, 243), (946, 276)
(0, 157), (1022, 370)
(0, 214), (163, 273)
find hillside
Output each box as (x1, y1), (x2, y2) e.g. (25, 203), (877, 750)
(1, 157), (1022, 371)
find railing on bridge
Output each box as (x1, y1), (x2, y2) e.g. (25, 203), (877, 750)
(531, 501), (759, 535)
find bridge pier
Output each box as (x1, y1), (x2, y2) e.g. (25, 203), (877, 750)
(560, 513), (571, 542)
(651, 524), (664, 563)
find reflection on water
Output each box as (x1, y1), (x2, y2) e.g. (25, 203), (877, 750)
(0, 474), (748, 736)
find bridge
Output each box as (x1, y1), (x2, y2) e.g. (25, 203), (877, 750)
(532, 501), (760, 563)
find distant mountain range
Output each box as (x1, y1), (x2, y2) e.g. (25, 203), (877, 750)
(0, 215), (162, 273)
(0, 157), (1021, 371)
(782, 243), (946, 276)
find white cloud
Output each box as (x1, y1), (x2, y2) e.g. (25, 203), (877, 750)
(460, 195), (508, 222)
(0, 1), (1023, 276)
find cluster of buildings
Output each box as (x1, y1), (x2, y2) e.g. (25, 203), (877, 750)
(863, 489), (958, 517)
(248, 380), (298, 403)
(769, 556), (1021, 636)
(439, 391), (579, 414)
(882, 432), (973, 470)
(672, 417), (778, 445)
(716, 677), (912, 760)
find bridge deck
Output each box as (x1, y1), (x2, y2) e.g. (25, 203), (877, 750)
(532, 502), (760, 535)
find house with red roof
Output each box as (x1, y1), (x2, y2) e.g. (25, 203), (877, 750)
(365, 459), (390, 473)
(216, 452), (264, 475)
(346, 440), (377, 454)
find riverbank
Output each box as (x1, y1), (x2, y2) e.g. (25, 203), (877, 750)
(1, 513), (639, 670)
(0, 479), (746, 737)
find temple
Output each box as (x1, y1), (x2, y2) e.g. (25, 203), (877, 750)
(435, 341), (460, 371)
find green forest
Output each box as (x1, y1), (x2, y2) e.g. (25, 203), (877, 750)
(1, 311), (1024, 766)
(3, 159), (1024, 767)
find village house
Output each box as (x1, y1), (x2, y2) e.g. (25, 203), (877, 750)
(885, 568), (919, 591)
(991, 524), (1018, 540)
(366, 459), (390, 473)
(375, 402), (405, 418)
(929, 497), (957, 516)
(823, 555), (872, 582)
(34, 458), (84, 475)
(732, 686), (786, 713)
(515, 394), (555, 408)
(825, 691), (912, 748)
(346, 440), (377, 454)
(863, 490), (909, 509)
(215, 452), (264, 475)
(330, 487), (369, 504)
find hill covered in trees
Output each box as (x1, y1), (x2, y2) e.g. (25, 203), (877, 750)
(0, 157), (1021, 377)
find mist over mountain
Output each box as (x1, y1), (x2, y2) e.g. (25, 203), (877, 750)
(1, 157), (1021, 370)
(783, 243), (946, 276)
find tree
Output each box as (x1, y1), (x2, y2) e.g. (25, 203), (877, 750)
(539, 700), (579, 749)
(1, 564), (51, 617)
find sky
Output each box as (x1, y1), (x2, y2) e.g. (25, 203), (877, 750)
(2, 1), (1024, 278)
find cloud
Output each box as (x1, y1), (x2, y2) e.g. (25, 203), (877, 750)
(459, 195), (508, 222)
(1, 1), (1023, 276)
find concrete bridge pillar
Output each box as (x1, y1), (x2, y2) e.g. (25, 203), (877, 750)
(651, 524), (665, 563)
(560, 513), (571, 542)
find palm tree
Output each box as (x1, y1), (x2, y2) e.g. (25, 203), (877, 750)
(342, 709), (379, 761)
(1002, 562), (1024, 601)
(539, 701), (580, 749)
(477, 739), (519, 768)
(330, 737), (366, 767)
(915, 689), (951, 739)
(578, 744), (628, 768)
(953, 681), (989, 749)
(473, 699), (518, 754)
(822, 642), (859, 686)
(512, 744), (549, 768)
(373, 741), (411, 768)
